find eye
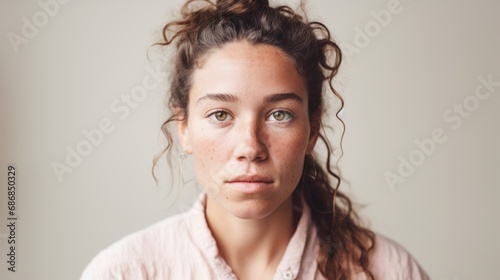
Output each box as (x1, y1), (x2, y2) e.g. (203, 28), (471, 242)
(208, 110), (232, 122)
(267, 110), (294, 122)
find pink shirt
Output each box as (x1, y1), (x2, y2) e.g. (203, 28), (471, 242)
(81, 193), (429, 279)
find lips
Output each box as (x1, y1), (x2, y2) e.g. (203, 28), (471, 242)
(225, 175), (273, 194)
(226, 174), (273, 184)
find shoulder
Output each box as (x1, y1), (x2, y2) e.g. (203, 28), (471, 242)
(80, 211), (193, 280)
(367, 233), (430, 280)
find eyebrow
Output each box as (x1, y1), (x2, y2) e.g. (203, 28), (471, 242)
(196, 93), (239, 104)
(265, 93), (303, 103)
(196, 92), (303, 104)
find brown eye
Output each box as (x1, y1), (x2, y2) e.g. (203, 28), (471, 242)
(268, 110), (293, 122)
(273, 111), (285, 121)
(209, 111), (230, 122)
(215, 111), (227, 121)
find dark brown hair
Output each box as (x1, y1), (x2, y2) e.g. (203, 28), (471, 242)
(153, 0), (375, 279)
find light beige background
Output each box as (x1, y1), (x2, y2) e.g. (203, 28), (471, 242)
(1, 0), (499, 279)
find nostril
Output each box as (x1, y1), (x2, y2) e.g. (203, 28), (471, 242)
(235, 136), (268, 161)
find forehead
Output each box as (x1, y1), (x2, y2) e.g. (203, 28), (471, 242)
(203, 41), (293, 65)
(190, 41), (307, 99)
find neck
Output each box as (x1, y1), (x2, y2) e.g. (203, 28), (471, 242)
(205, 195), (299, 278)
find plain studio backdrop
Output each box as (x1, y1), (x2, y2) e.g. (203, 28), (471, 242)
(1, 0), (499, 279)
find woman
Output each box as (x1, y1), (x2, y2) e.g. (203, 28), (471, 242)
(81, 0), (429, 279)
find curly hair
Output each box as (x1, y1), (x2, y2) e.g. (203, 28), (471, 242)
(152, 0), (376, 279)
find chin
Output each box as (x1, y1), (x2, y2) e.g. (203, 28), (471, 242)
(221, 196), (285, 220)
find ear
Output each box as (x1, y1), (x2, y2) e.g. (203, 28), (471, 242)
(176, 110), (193, 154)
(306, 112), (321, 155)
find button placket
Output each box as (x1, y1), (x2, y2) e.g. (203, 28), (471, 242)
(282, 268), (294, 280)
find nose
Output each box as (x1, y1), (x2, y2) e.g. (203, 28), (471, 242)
(233, 119), (268, 162)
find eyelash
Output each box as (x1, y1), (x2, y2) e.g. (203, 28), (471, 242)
(206, 109), (295, 123)
(267, 110), (295, 122)
(207, 110), (233, 122)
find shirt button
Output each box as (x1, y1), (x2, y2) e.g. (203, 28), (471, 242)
(283, 269), (294, 280)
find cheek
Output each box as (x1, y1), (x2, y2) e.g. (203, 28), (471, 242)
(189, 128), (230, 181)
(270, 129), (309, 176)
(274, 126), (310, 153)
(192, 139), (222, 167)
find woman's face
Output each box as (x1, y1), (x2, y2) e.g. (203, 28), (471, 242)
(178, 41), (318, 219)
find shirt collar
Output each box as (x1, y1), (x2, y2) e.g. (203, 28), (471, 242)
(187, 192), (313, 280)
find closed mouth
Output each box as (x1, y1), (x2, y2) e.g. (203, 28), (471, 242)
(226, 174), (273, 184)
